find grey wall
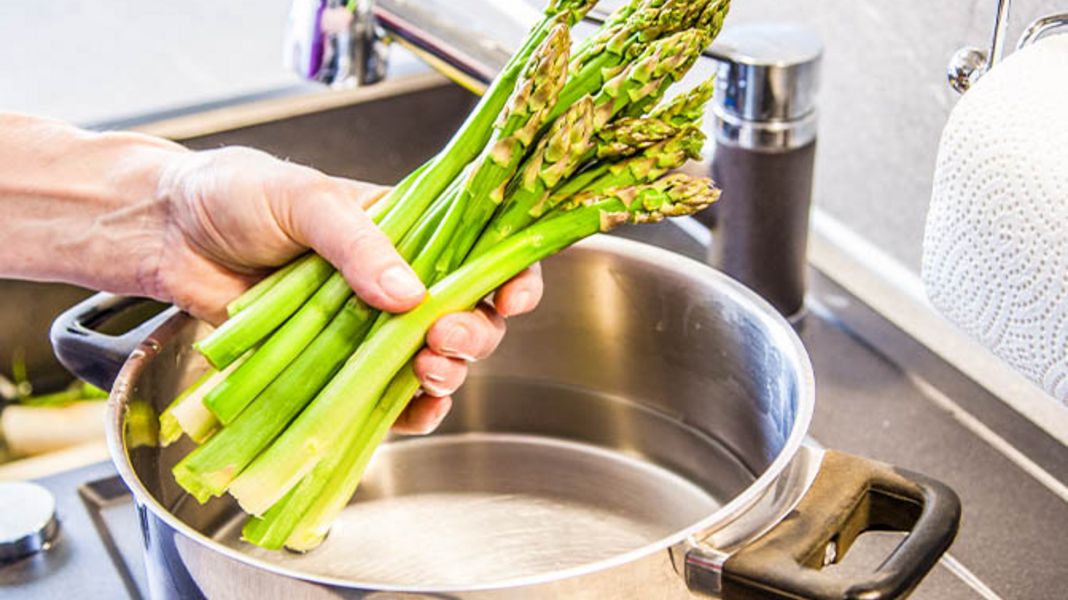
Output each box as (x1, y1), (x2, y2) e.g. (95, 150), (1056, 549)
(0, 0), (299, 125)
(3, 0), (1063, 271)
(721, 0), (1066, 272)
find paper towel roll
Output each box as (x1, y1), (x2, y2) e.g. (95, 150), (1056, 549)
(923, 35), (1068, 404)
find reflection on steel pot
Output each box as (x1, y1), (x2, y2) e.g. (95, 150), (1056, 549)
(52, 236), (960, 599)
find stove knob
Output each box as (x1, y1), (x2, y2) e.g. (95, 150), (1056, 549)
(0, 481), (59, 563)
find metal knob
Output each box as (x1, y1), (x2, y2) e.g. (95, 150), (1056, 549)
(947, 46), (990, 94)
(947, 0), (1068, 94)
(707, 23), (823, 151)
(0, 481), (59, 563)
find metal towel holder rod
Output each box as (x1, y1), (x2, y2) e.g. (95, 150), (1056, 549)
(947, 0), (1068, 93)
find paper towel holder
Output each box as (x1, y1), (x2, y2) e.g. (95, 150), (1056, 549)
(947, 0), (1068, 94)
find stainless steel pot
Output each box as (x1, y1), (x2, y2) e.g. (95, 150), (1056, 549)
(52, 236), (960, 599)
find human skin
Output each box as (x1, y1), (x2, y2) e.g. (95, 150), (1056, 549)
(0, 112), (543, 433)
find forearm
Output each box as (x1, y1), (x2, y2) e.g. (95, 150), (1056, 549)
(0, 112), (186, 295)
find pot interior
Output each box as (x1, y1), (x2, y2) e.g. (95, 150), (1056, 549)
(119, 235), (809, 588)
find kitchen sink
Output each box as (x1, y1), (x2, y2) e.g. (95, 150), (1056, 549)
(3, 73), (1067, 598)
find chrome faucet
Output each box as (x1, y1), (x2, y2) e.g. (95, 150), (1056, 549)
(283, 0), (549, 93)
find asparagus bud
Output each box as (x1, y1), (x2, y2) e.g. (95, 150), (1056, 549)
(519, 95), (597, 192)
(650, 76), (715, 126)
(564, 172), (721, 230)
(573, 0), (695, 71)
(440, 24), (572, 273)
(594, 28), (708, 126)
(697, 0), (731, 38)
(491, 24), (572, 168)
(545, 0), (599, 25)
(468, 97), (596, 258)
(546, 125), (706, 213)
(595, 116), (680, 159)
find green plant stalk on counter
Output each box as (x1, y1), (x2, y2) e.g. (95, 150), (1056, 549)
(159, 349), (255, 446)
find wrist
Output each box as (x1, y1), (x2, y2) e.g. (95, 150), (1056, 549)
(0, 113), (190, 296)
(96, 134), (191, 300)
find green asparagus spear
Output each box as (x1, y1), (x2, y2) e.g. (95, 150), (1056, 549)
(194, 256), (333, 369)
(173, 296), (376, 503)
(202, 272), (352, 424)
(435, 23), (572, 276)
(193, 2), (595, 368)
(228, 174), (719, 517)
(467, 96), (597, 258)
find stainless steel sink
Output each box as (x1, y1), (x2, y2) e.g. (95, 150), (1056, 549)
(0, 75), (477, 395)
(6, 73), (1068, 598)
(174, 76), (478, 186)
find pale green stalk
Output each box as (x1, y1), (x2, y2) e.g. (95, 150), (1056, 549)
(229, 174), (720, 517)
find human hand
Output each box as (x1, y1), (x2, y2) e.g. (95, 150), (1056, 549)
(154, 146), (543, 433)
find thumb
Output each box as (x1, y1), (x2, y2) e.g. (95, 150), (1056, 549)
(273, 178), (426, 313)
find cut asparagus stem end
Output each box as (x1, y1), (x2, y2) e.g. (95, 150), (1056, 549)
(159, 369), (215, 447)
(159, 350), (252, 447)
(172, 298), (376, 503)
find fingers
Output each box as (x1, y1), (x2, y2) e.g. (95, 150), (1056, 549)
(274, 180), (426, 313)
(392, 394), (452, 435)
(493, 263), (543, 317)
(413, 348), (467, 397)
(426, 303), (506, 361)
(395, 275), (543, 436)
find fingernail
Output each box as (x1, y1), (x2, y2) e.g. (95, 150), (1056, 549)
(379, 265), (425, 303)
(424, 371), (447, 383)
(422, 380), (450, 397)
(441, 324), (471, 355)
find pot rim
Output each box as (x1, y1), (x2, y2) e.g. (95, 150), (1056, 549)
(105, 234), (815, 593)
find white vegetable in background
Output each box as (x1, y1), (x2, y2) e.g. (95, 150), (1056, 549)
(3, 402), (107, 457)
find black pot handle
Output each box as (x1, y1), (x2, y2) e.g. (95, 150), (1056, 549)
(721, 450), (961, 600)
(50, 293), (178, 391)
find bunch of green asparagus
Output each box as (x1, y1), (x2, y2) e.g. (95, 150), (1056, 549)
(159, 0), (729, 552)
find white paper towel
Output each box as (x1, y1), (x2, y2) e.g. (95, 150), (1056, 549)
(923, 35), (1068, 404)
